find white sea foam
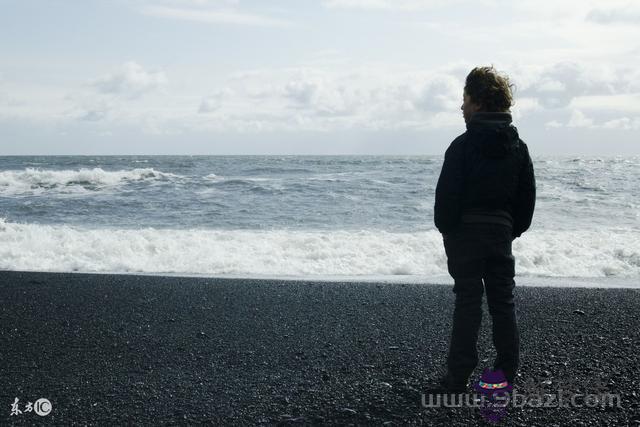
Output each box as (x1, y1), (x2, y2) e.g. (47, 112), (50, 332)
(0, 218), (638, 281)
(0, 167), (181, 195)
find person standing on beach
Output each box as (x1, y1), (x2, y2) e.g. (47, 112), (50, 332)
(432, 66), (536, 392)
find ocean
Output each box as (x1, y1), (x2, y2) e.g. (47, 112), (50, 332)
(0, 155), (638, 287)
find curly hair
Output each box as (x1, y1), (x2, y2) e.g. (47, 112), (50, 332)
(464, 66), (514, 112)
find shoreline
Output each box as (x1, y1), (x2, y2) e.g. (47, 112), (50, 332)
(1, 269), (638, 289)
(1, 270), (639, 424)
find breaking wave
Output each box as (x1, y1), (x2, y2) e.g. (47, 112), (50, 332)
(0, 168), (182, 195)
(0, 218), (638, 279)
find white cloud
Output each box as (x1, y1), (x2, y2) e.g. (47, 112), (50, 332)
(544, 109), (639, 130)
(198, 88), (233, 113)
(282, 75), (367, 117)
(198, 98), (220, 113)
(518, 62), (623, 110)
(142, 5), (296, 28)
(586, 6), (640, 25)
(602, 117), (640, 130)
(545, 120), (563, 129)
(284, 78), (318, 105)
(79, 108), (109, 122)
(102, 65), (468, 133)
(146, 0), (240, 5)
(63, 91), (115, 123)
(537, 80), (566, 92)
(412, 75), (460, 112)
(322, 0), (470, 11)
(193, 66), (471, 131)
(52, 62), (171, 123)
(93, 62), (167, 98)
(570, 94), (640, 114)
(511, 97), (542, 119)
(5, 58), (639, 136)
(567, 110), (594, 128)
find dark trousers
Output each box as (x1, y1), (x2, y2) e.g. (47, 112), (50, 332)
(443, 223), (519, 384)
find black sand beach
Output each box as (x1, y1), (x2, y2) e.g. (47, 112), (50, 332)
(1, 271), (639, 425)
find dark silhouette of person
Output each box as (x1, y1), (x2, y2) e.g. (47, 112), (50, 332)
(433, 66), (536, 392)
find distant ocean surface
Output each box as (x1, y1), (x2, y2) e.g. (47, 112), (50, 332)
(0, 155), (638, 286)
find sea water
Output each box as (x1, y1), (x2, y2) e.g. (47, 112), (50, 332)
(0, 155), (638, 287)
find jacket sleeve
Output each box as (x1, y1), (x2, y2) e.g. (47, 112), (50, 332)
(434, 139), (465, 234)
(512, 142), (536, 238)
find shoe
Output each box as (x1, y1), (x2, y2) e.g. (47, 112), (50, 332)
(424, 373), (469, 395)
(492, 366), (516, 385)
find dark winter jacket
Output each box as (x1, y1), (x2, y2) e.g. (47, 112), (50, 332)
(434, 112), (536, 238)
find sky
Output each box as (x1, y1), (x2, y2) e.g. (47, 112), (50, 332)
(1, 0), (639, 155)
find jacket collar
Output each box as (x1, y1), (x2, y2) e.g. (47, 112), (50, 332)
(467, 112), (512, 130)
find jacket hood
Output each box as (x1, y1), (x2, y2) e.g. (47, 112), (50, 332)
(466, 112), (520, 158)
